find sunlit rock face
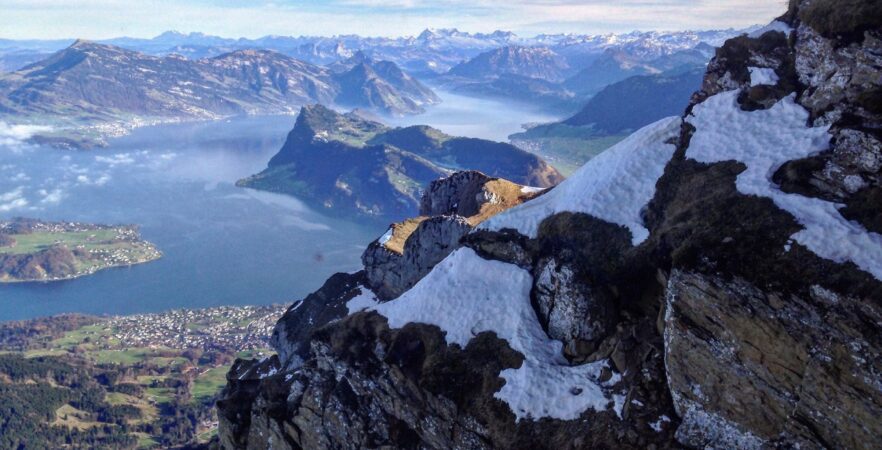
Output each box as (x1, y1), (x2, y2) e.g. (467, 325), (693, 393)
(218, 1), (882, 448)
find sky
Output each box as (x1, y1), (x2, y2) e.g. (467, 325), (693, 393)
(0, 0), (790, 40)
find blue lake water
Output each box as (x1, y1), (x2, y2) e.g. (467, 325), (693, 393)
(0, 116), (382, 321)
(0, 93), (561, 321)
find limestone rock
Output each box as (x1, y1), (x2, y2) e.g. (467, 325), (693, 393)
(363, 215), (472, 300)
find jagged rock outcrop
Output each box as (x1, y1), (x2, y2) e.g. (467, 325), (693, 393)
(218, 2), (882, 449)
(362, 216), (472, 301)
(362, 171), (545, 300)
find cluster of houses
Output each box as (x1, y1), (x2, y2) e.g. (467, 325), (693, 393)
(103, 305), (287, 351)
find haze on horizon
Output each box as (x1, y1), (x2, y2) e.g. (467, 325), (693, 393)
(1, 0), (788, 41)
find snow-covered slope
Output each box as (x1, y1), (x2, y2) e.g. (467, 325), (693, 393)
(374, 248), (621, 421)
(482, 116), (681, 244)
(687, 91), (882, 280)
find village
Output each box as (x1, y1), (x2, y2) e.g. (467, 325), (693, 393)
(105, 304), (287, 351)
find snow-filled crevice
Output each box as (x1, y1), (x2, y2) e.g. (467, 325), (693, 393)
(748, 67), (779, 86)
(686, 90), (882, 281)
(479, 116), (681, 245)
(372, 248), (623, 421)
(346, 286), (380, 314)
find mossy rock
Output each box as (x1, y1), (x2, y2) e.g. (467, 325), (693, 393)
(799, 0), (882, 42)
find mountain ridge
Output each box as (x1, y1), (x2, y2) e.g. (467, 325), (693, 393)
(238, 104), (563, 221)
(217, 1), (882, 448)
(0, 40), (439, 147)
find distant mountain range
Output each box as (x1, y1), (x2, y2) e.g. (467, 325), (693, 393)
(438, 40), (717, 111)
(0, 28), (752, 77)
(510, 67), (707, 173)
(0, 27), (754, 148)
(238, 104), (563, 221)
(0, 41), (438, 147)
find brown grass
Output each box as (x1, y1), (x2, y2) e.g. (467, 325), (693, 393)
(467, 179), (545, 226)
(380, 217), (428, 254)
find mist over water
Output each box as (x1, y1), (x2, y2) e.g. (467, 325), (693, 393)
(0, 95), (555, 321)
(386, 90), (562, 142)
(0, 116), (381, 321)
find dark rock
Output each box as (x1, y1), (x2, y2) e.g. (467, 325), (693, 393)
(363, 215), (472, 300)
(270, 271), (367, 368)
(219, 2), (882, 449)
(665, 270), (882, 449)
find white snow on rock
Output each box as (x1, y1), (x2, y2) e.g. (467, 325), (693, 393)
(373, 248), (622, 421)
(687, 90), (882, 281)
(480, 116), (681, 245)
(749, 20), (793, 38)
(650, 415), (672, 432)
(346, 286), (379, 314)
(377, 227), (394, 246)
(520, 185), (547, 195)
(748, 67), (779, 86)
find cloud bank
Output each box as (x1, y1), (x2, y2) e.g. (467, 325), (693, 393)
(0, 0), (789, 40)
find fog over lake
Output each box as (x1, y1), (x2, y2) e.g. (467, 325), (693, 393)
(0, 95), (557, 321)
(386, 90), (562, 142)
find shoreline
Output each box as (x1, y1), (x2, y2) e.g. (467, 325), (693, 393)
(0, 251), (163, 284)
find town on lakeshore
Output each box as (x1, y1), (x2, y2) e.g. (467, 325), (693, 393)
(0, 217), (162, 283)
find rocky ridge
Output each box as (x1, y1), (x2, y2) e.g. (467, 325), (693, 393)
(237, 105), (562, 221)
(218, 2), (882, 449)
(0, 40), (439, 147)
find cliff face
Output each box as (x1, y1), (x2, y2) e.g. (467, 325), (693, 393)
(218, 2), (882, 448)
(238, 105), (563, 222)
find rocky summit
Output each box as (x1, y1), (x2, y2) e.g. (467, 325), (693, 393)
(217, 1), (882, 448)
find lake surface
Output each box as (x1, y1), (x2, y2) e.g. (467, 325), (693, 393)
(0, 95), (559, 321)
(387, 89), (561, 142)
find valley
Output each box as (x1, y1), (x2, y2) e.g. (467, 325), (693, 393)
(0, 304), (285, 448)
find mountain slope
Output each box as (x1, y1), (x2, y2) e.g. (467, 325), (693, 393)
(564, 67), (706, 133)
(510, 67), (705, 173)
(219, 2), (882, 449)
(448, 45), (571, 82)
(331, 53), (440, 115)
(238, 105), (563, 221)
(0, 41), (438, 146)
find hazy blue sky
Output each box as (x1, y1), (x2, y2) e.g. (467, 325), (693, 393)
(1, 0), (789, 40)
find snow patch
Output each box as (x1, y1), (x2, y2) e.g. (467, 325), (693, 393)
(749, 20), (793, 38)
(650, 415), (671, 432)
(373, 248), (622, 421)
(378, 227), (394, 246)
(520, 185), (546, 195)
(480, 116), (681, 245)
(748, 67), (779, 86)
(686, 91), (882, 281)
(346, 286), (379, 314)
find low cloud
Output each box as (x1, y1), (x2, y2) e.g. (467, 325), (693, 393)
(37, 188), (65, 205)
(0, 122), (53, 152)
(76, 173), (112, 186)
(95, 153), (136, 166)
(0, 186), (29, 212)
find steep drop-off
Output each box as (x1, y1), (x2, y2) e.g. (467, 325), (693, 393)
(237, 105), (563, 221)
(218, 2), (882, 448)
